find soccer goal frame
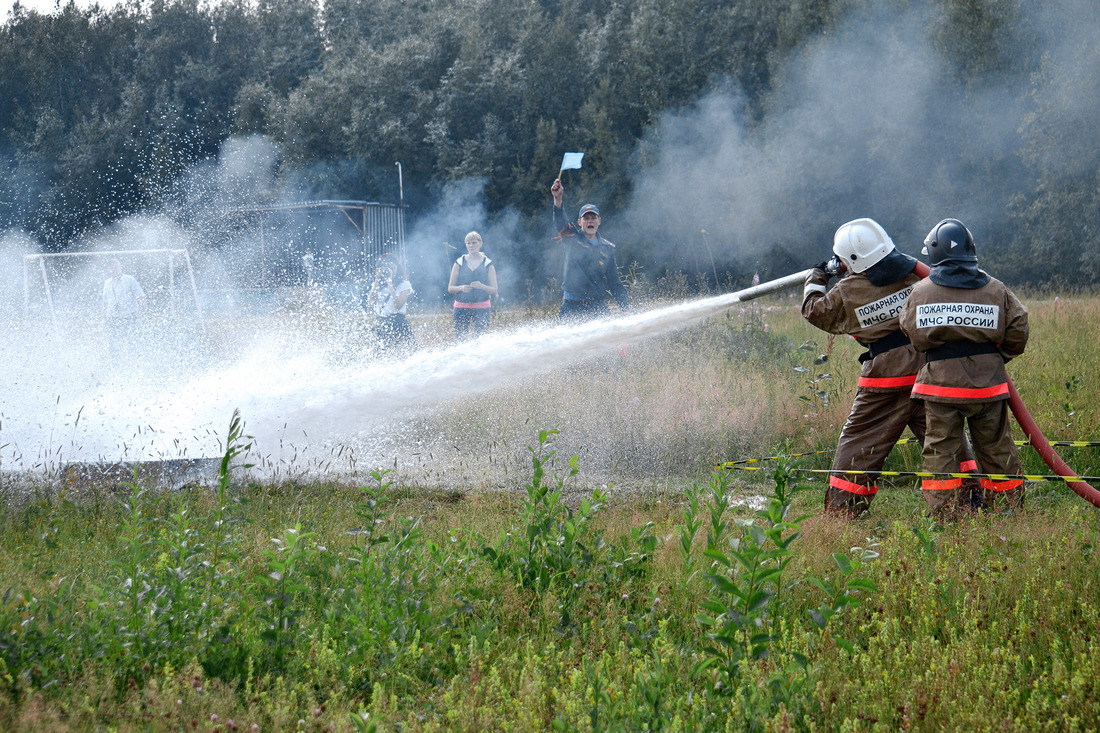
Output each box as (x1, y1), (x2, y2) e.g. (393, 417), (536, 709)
(22, 248), (205, 334)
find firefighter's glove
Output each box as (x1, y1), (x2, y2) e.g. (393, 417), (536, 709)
(814, 259), (840, 279)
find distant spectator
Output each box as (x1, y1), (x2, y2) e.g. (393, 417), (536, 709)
(447, 231), (498, 340)
(368, 253), (416, 355)
(102, 258), (145, 360)
(302, 249), (315, 287)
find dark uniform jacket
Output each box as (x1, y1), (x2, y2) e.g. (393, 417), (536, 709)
(552, 206), (629, 310)
(802, 267), (921, 393)
(899, 277), (1028, 404)
(452, 254), (493, 305)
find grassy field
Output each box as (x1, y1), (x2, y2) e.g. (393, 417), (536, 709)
(2, 292), (1100, 731)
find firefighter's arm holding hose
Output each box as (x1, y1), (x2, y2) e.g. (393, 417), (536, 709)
(801, 257), (848, 334)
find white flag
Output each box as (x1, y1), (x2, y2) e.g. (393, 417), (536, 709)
(560, 152), (584, 171)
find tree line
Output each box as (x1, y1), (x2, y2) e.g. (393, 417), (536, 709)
(2, 0), (1097, 289)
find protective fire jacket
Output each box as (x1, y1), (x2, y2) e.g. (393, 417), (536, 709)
(801, 267), (922, 393)
(898, 277), (1029, 404)
(552, 206), (629, 310)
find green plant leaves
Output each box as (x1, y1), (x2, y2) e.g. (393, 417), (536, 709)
(692, 458), (879, 725)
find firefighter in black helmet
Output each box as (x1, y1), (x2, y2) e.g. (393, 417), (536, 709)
(900, 219), (1030, 515)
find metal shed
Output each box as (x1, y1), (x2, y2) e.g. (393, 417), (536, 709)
(226, 200), (407, 287)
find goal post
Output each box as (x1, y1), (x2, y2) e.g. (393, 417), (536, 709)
(22, 248), (205, 335)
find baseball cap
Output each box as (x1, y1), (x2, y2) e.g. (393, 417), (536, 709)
(578, 203), (600, 218)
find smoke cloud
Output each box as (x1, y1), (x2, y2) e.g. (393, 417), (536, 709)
(622, 0), (1098, 280)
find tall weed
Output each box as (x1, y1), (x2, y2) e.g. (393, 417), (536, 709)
(694, 460), (877, 728)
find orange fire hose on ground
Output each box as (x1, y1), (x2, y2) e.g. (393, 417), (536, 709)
(1005, 380), (1100, 507)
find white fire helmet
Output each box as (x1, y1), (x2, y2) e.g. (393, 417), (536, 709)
(832, 218), (895, 274)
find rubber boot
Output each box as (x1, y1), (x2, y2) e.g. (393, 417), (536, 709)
(923, 488), (961, 522)
(959, 477), (986, 513)
(824, 486), (872, 519)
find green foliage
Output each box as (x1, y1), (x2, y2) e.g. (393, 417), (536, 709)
(911, 519), (940, 559)
(208, 409), (251, 615)
(794, 338), (837, 415)
(336, 468), (458, 697)
(256, 524), (315, 671)
(694, 464), (805, 724)
(677, 482), (704, 584)
(722, 304), (796, 365)
(1007, 34), (1100, 286)
(932, 0), (1031, 80)
(509, 428), (603, 592)
(693, 461), (876, 728)
(2, 417), (1100, 730)
(477, 428), (658, 628)
(805, 544), (879, 649)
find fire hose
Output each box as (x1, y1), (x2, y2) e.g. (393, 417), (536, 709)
(733, 265), (1100, 508)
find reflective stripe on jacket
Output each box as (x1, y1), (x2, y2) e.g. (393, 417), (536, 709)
(899, 276), (1028, 404)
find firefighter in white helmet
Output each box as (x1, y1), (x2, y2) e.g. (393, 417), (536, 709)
(900, 219), (1029, 514)
(803, 218), (981, 518)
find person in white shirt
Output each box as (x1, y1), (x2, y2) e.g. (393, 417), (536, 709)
(302, 249), (315, 287)
(367, 253), (416, 355)
(102, 258), (145, 360)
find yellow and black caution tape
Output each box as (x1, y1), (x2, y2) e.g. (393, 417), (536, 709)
(894, 437), (1100, 448)
(718, 464), (1100, 484)
(718, 436), (1100, 472)
(720, 448), (831, 466)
